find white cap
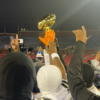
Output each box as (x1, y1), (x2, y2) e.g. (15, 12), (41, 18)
(37, 65), (62, 95)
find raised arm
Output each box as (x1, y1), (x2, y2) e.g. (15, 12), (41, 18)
(46, 41), (67, 80)
(67, 26), (99, 100)
(10, 34), (19, 52)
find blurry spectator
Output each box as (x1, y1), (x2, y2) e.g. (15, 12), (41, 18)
(87, 51), (100, 88)
(27, 46), (43, 74)
(10, 34), (19, 52)
(87, 60), (91, 65)
(94, 76), (100, 84)
(67, 26), (100, 100)
(87, 51), (100, 74)
(0, 52), (36, 100)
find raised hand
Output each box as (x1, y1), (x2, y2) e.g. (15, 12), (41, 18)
(11, 34), (19, 52)
(72, 26), (87, 44)
(46, 41), (57, 55)
(95, 51), (100, 61)
(38, 46), (43, 52)
(39, 29), (55, 46)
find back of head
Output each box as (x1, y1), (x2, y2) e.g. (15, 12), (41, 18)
(37, 65), (62, 95)
(82, 63), (94, 88)
(0, 52), (36, 100)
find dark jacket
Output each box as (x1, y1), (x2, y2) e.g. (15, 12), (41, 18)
(67, 41), (100, 100)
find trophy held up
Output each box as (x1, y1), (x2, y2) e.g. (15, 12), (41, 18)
(38, 14), (56, 49)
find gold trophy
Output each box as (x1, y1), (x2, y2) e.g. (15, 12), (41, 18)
(38, 14), (56, 31)
(38, 14), (56, 49)
(38, 14), (56, 64)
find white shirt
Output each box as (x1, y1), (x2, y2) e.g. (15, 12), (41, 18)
(88, 84), (100, 96)
(91, 59), (100, 70)
(39, 80), (72, 100)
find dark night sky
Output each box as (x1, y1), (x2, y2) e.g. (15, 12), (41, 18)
(0, 0), (100, 32)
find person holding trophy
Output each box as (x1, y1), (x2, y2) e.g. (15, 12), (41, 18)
(35, 14), (72, 100)
(38, 14), (67, 72)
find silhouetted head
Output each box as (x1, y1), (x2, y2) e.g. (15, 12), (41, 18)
(82, 63), (94, 88)
(0, 52), (36, 100)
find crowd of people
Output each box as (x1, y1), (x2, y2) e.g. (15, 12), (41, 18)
(0, 26), (100, 100)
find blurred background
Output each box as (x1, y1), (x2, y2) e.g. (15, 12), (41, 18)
(0, 0), (100, 64)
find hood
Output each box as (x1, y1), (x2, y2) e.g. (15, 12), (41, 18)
(82, 63), (94, 88)
(0, 52), (36, 100)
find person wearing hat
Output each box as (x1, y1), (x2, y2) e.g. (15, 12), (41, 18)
(36, 41), (72, 100)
